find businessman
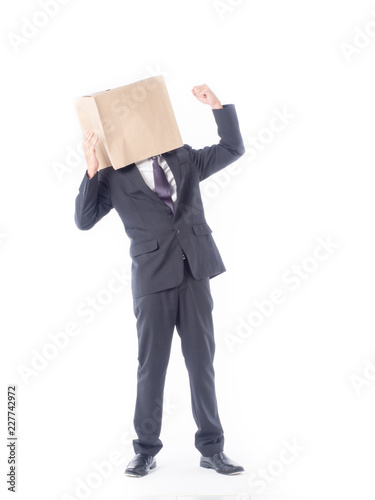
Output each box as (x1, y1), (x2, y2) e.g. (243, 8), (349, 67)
(74, 84), (245, 477)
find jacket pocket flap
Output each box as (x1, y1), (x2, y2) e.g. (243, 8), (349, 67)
(192, 222), (212, 235)
(130, 238), (158, 257)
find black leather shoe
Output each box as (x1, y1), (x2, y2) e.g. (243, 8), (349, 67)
(200, 452), (244, 475)
(124, 453), (156, 477)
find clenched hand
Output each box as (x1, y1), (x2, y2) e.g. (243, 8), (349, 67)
(191, 84), (223, 109)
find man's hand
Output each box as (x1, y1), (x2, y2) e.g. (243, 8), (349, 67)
(83, 130), (99, 178)
(191, 84), (223, 109)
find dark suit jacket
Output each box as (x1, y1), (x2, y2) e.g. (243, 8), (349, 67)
(74, 104), (245, 297)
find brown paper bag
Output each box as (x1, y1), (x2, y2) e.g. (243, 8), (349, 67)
(73, 75), (183, 170)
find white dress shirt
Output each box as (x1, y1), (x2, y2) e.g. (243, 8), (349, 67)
(135, 155), (177, 202)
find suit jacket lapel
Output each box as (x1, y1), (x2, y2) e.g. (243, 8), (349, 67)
(123, 155), (182, 214)
(124, 162), (168, 209)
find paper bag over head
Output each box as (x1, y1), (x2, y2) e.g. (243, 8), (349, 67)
(73, 75), (183, 170)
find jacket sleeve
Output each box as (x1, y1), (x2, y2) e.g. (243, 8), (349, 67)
(74, 170), (113, 230)
(185, 104), (245, 182)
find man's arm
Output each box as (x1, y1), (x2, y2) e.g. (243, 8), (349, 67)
(187, 84), (245, 181)
(74, 131), (113, 230)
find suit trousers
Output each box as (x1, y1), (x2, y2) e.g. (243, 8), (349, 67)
(132, 257), (225, 457)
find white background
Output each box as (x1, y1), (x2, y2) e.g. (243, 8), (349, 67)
(1, 1), (375, 499)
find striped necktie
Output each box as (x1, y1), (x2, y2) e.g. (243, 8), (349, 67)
(151, 156), (174, 214)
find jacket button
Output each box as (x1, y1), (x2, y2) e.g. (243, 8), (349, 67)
(175, 229), (180, 234)
(165, 210), (171, 215)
